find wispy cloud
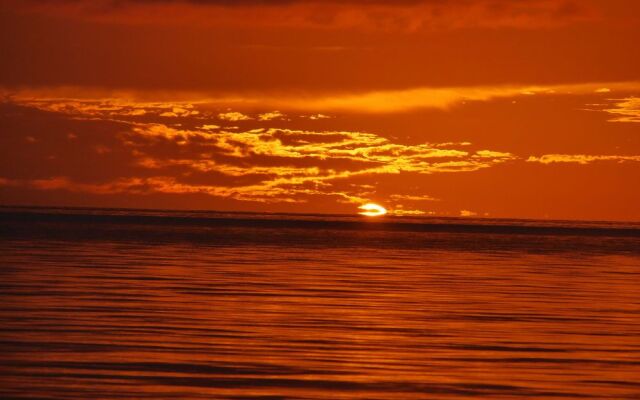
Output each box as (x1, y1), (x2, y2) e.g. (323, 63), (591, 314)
(527, 154), (640, 164)
(390, 208), (431, 216)
(601, 97), (640, 123)
(258, 111), (285, 121)
(389, 194), (439, 202)
(272, 82), (640, 113)
(218, 111), (252, 121)
(9, 81), (640, 114)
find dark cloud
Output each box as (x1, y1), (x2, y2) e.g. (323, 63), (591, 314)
(0, 102), (137, 183)
(10, 0), (464, 7)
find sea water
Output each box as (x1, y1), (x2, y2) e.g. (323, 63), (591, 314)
(1, 208), (639, 399)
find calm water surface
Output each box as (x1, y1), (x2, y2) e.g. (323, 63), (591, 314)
(1, 208), (639, 399)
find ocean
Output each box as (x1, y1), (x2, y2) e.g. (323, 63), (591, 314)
(1, 207), (639, 399)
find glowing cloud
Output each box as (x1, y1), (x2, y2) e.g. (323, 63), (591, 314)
(527, 154), (640, 164)
(218, 111), (252, 121)
(258, 111), (285, 121)
(460, 210), (478, 217)
(1, 96), (519, 209)
(602, 97), (640, 123)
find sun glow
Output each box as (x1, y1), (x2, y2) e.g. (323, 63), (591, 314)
(358, 203), (387, 217)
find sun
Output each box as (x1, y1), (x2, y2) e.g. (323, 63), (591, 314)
(358, 203), (387, 217)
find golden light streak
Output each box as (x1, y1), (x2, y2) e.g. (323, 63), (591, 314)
(10, 81), (640, 114)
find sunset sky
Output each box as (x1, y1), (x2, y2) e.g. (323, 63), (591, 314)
(1, 0), (639, 220)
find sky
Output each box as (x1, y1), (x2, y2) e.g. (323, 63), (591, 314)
(1, 0), (640, 220)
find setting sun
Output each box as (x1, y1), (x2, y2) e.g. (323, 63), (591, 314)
(358, 203), (387, 217)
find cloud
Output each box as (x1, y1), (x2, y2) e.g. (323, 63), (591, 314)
(7, 96), (203, 120)
(258, 111), (285, 121)
(474, 150), (514, 159)
(160, 107), (199, 117)
(9, 81), (640, 115)
(274, 81), (640, 113)
(601, 97), (640, 123)
(1, 98), (516, 207)
(390, 208), (429, 216)
(527, 154), (640, 164)
(389, 194), (439, 202)
(28, 176), (148, 194)
(126, 124), (509, 179)
(218, 111), (252, 121)
(5, 0), (593, 31)
(306, 114), (331, 120)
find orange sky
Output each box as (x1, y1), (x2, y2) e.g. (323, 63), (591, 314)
(1, 0), (639, 220)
